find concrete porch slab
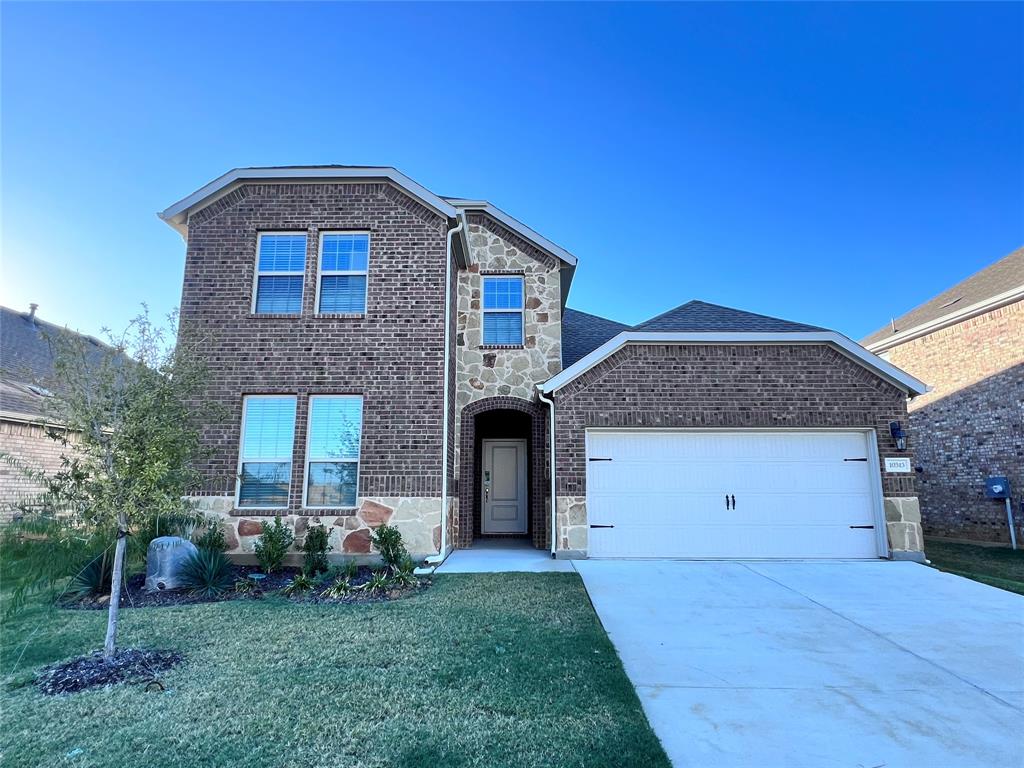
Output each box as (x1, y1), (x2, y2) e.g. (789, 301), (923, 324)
(436, 542), (575, 573)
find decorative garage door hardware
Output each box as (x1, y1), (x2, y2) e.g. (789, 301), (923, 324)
(849, 525), (875, 529)
(588, 457), (613, 462)
(844, 457), (869, 462)
(589, 524), (615, 529)
(725, 494), (736, 510)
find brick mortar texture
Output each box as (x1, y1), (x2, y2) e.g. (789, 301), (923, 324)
(882, 301), (1023, 543)
(552, 343), (916, 499)
(180, 182), (449, 512)
(0, 420), (73, 523)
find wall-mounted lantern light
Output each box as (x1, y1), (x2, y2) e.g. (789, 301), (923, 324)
(889, 421), (907, 451)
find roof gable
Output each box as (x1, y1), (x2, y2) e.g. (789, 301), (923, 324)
(159, 166), (459, 235)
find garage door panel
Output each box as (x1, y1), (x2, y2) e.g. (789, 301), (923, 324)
(586, 431), (882, 559)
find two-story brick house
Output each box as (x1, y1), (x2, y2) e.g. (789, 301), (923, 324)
(863, 247), (1023, 545)
(161, 166), (928, 564)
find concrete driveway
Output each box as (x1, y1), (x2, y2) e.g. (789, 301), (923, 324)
(574, 560), (1024, 768)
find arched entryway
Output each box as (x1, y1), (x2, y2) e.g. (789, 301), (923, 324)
(458, 397), (548, 549)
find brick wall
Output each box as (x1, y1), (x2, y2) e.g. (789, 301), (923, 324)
(552, 343), (914, 498)
(179, 181), (450, 513)
(882, 301), (1023, 543)
(0, 419), (70, 522)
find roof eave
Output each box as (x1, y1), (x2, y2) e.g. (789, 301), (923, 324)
(445, 198), (579, 268)
(864, 285), (1024, 352)
(541, 331), (929, 397)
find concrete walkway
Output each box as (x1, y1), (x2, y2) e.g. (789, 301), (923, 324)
(575, 560), (1024, 768)
(436, 540), (575, 573)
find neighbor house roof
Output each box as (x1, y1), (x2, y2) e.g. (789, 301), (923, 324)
(0, 306), (114, 422)
(862, 246), (1024, 352)
(545, 299), (927, 397)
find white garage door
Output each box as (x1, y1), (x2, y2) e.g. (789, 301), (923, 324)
(586, 430), (884, 559)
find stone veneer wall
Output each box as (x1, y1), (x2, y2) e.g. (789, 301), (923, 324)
(556, 496), (587, 554)
(450, 214), (563, 547)
(453, 214), (562, 475)
(550, 343), (924, 559)
(193, 496), (441, 562)
(881, 301), (1023, 544)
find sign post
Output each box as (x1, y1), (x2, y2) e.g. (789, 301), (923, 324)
(986, 477), (1017, 551)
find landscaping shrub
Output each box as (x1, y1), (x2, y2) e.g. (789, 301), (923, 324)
(300, 523), (332, 575)
(323, 576), (353, 599)
(342, 559), (359, 580)
(281, 572), (317, 596)
(178, 548), (233, 597)
(193, 518), (228, 552)
(66, 553), (115, 599)
(391, 556), (418, 587)
(254, 515), (293, 573)
(371, 524), (408, 569)
(363, 569), (393, 595)
(234, 577), (261, 597)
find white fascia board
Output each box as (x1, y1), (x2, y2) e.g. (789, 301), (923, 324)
(446, 199), (578, 267)
(865, 285), (1024, 353)
(159, 167), (458, 235)
(541, 331), (929, 396)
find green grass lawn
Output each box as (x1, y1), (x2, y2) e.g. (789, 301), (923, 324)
(0, 573), (669, 768)
(926, 538), (1024, 595)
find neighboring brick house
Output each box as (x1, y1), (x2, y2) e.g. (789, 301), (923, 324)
(0, 305), (104, 522)
(160, 166), (928, 563)
(863, 247), (1024, 545)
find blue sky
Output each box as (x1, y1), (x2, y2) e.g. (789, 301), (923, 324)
(2, 2), (1021, 341)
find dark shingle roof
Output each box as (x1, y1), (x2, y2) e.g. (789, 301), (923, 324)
(0, 306), (113, 419)
(561, 300), (823, 367)
(862, 247), (1024, 348)
(561, 309), (631, 367)
(633, 300), (825, 333)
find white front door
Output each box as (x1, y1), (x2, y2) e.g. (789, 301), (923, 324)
(482, 439), (528, 534)
(586, 430), (885, 559)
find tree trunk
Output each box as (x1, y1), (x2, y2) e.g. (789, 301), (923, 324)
(103, 513), (128, 660)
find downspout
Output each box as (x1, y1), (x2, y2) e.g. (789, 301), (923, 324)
(537, 386), (558, 557)
(421, 215), (464, 569)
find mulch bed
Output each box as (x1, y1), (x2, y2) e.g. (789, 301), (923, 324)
(36, 648), (184, 695)
(62, 564), (429, 609)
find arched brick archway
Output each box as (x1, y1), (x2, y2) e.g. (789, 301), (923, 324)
(458, 396), (548, 549)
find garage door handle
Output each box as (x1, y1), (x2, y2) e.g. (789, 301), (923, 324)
(844, 458), (868, 462)
(849, 525), (875, 529)
(588, 457), (613, 462)
(725, 494), (735, 510)
(590, 524), (615, 529)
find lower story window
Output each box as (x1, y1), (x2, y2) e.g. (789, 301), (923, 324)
(305, 395), (363, 507)
(238, 396), (297, 508)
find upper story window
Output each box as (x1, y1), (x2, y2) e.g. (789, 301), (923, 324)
(237, 395), (297, 508)
(318, 233), (369, 313)
(482, 275), (524, 346)
(254, 233), (307, 314)
(304, 395), (363, 508)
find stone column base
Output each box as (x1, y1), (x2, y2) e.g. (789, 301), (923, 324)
(884, 497), (925, 559)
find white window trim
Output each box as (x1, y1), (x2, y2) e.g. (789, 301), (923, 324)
(235, 394), (297, 510)
(481, 274), (526, 346)
(302, 394), (364, 510)
(252, 232), (308, 315)
(315, 231), (370, 315)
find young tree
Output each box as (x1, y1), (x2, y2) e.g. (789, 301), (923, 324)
(2, 307), (215, 659)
